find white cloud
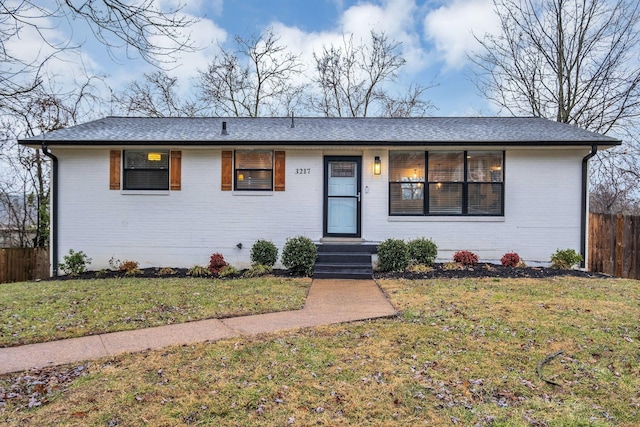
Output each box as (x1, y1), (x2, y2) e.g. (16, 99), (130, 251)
(423, 0), (499, 69)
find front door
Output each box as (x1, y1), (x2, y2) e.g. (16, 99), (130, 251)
(324, 156), (362, 237)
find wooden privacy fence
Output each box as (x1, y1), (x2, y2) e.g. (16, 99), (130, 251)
(589, 213), (640, 280)
(0, 247), (50, 284)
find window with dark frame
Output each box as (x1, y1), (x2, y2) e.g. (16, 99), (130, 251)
(389, 150), (504, 216)
(123, 150), (169, 190)
(234, 150), (274, 191)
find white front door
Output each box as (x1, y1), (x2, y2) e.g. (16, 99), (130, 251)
(324, 157), (361, 236)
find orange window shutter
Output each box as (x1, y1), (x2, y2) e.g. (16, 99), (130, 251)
(109, 150), (121, 190)
(274, 151), (285, 191)
(221, 151), (233, 191)
(170, 150), (182, 190)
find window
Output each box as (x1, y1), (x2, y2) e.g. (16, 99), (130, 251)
(235, 150), (273, 191)
(123, 150), (169, 190)
(389, 150), (504, 216)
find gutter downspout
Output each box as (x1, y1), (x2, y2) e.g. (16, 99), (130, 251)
(41, 142), (58, 277)
(580, 144), (597, 269)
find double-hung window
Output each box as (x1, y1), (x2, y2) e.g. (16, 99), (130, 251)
(123, 150), (170, 190)
(389, 150), (504, 216)
(234, 150), (273, 191)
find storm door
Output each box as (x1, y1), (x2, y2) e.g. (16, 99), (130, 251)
(324, 156), (362, 237)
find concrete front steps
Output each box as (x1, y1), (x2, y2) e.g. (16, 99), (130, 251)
(313, 242), (378, 280)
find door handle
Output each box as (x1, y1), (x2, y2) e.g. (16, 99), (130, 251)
(356, 192), (361, 202)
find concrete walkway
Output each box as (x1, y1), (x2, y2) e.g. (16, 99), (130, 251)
(0, 279), (396, 375)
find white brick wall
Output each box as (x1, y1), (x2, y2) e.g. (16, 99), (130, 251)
(54, 146), (588, 271)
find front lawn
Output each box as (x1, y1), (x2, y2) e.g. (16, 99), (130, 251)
(0, 277), (311, 347)
(2, 277), (639, 426)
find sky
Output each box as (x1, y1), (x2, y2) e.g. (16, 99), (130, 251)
(15, 0), (504, 118)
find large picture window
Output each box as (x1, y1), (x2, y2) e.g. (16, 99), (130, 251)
(389, 150), (504, 216)
(123, 150), (169, 190)
(235, 150), (273, 191)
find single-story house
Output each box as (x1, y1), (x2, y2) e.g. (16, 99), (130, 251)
(20, 116), (620, 275)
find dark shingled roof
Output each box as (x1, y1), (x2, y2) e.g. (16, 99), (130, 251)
(19, 116), (621, 147)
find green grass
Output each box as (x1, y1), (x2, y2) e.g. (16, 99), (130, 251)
(0, 276), (311, 347)
(2, 277), (639, 426)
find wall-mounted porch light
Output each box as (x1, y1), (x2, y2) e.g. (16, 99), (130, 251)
(373, 156), (381, 175)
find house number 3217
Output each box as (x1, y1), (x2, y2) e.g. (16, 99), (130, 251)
(295, 168), (311, 174)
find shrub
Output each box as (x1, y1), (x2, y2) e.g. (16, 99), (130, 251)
(157, 267), (176, 276)
(219, 265), (239, 278)
(208, 253), (228, 275)
(377, 239), (410, 272)
(453, 250), (478, 266)
(408, 264), (433, 273)
(250, 239), (278, 267)
(407, 237), (438, 266)
(58, 249), (91, 276)
(243, 264), (273, 278)
(550, 248), (583, 269)
(119, 260), (140, 274)
(500, 252), (521, 267)
(281, 236), (317, 276)
(119, 260), (142, 276)
(187, 265), (210, 277)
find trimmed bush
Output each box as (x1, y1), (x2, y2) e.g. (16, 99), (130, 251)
(453, 250), (478, 266)
(250, 239), (278, 267)
(500, 252), (521, 267)
(58, 249), (91, 276)
(407, 237), (438, 266)
(281, 236), (317, 276)
(550, 248), (583, 269)
(118, 260), (140, 273)
(208, 253), (228, 274)
(377, 239), (410, 272)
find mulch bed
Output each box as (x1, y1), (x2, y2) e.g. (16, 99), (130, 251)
(47, 264), (610, 281)
(374, 263), (610, 280)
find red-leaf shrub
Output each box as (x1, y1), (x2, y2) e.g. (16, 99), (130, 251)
(501, 252), (521, 267)
(453, 250), (478, 266)
(208, 253), (228, 274)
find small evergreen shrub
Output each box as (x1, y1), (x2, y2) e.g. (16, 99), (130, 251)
(188, 265), (210, 277)
(550, 248), (583, 269)
(407, 237), (438, 266)
(281, 236), (317, 276)
(453, 250), (478, 266)
(500, 252), (521, 267)
(58, 249), (91, 275)
(243, 264), (273, 278)
(219, 265), (239, 278)
(250, 239), (278, 267)
(377, 239), (410, 272)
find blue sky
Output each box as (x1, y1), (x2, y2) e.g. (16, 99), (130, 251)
(19, 0), (503, 117)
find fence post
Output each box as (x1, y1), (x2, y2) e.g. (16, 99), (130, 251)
(616, 214), (623, 278)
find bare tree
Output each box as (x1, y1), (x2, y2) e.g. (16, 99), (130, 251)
(197, 28), (305, 117)
(471, 0), (640, 212)
(381, 84), (436, 118)
(0, 0), (197, 100)
(309, 31), (432, 117)
(112, 71), (201, 117)
(0, 75), (103, 247)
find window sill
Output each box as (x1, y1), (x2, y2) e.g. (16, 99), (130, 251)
(388, 216), (505, 222)
(120, 190), (170, 196)
(232, 191), (274, 196)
